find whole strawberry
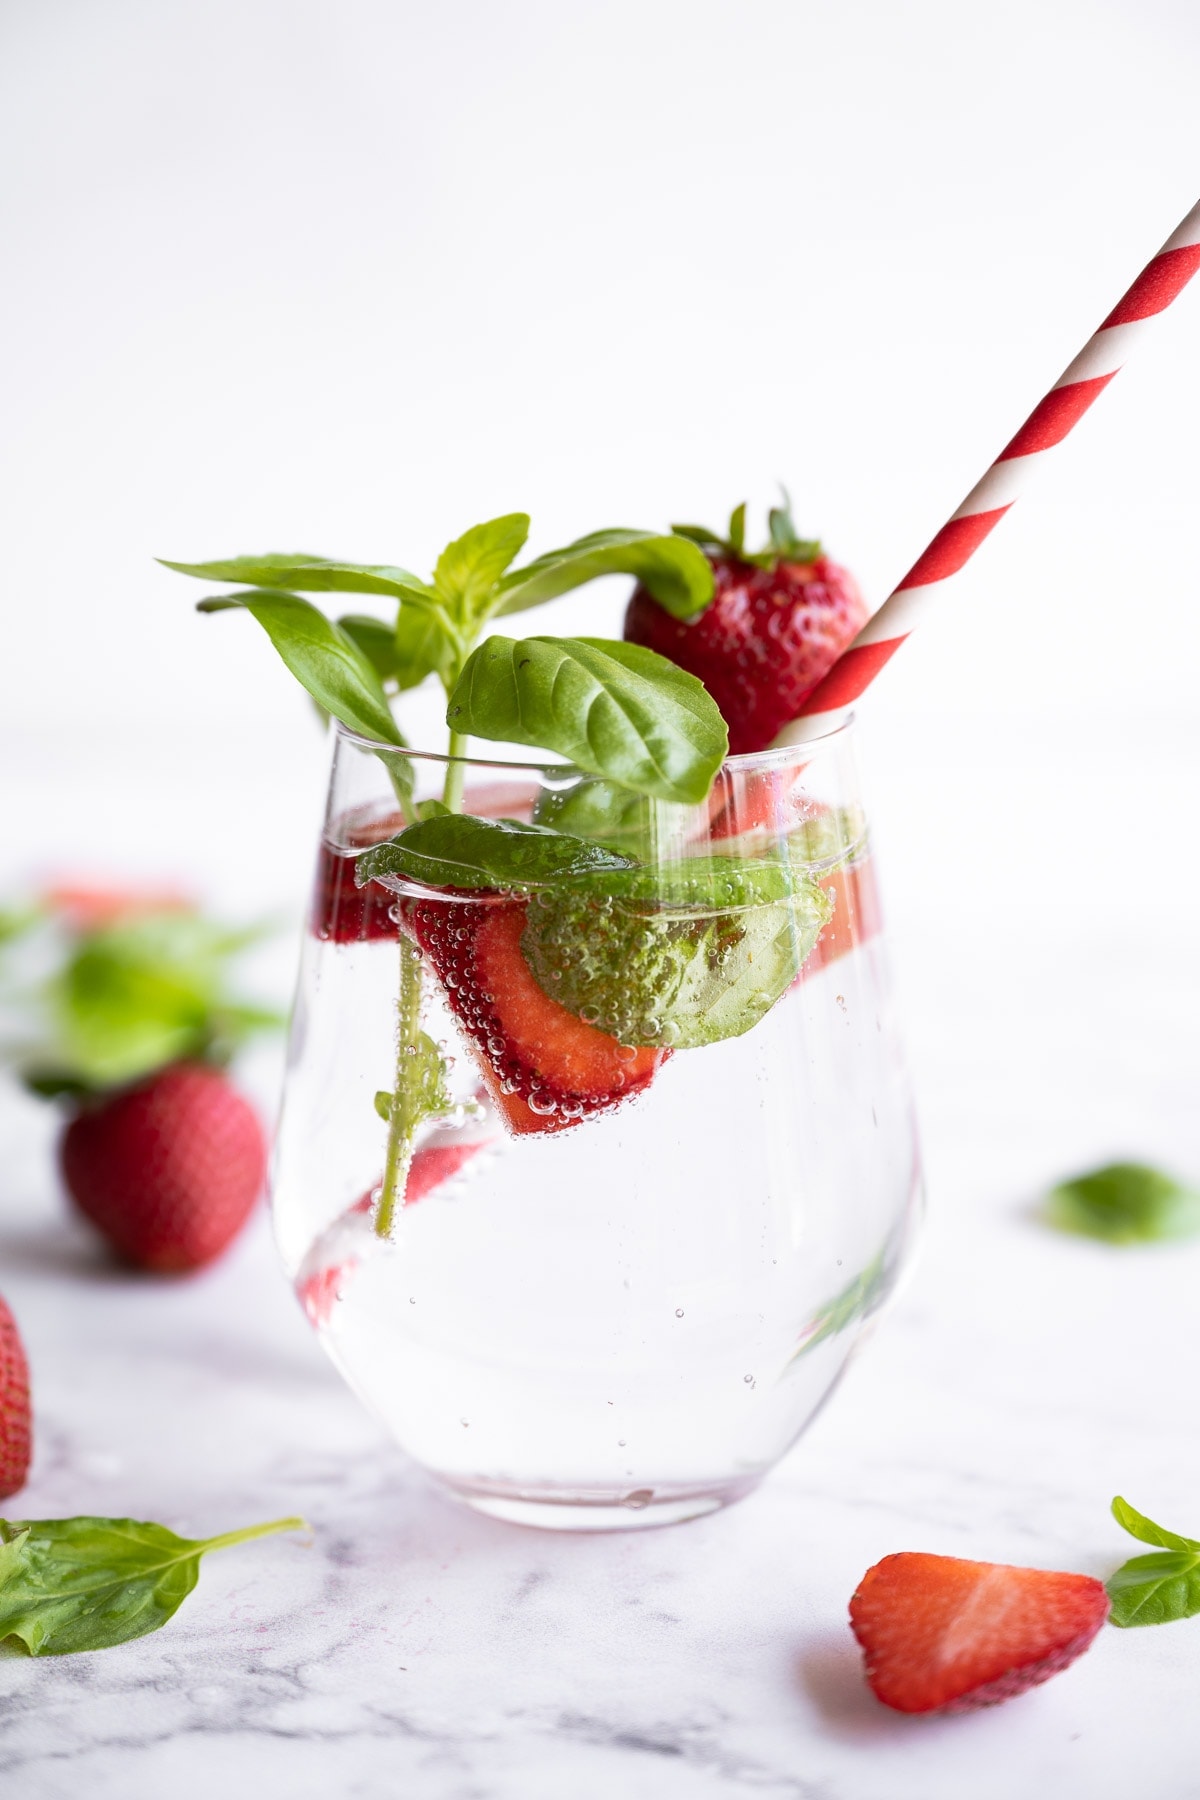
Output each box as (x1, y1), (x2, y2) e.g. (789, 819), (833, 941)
(60, 1063), (266, 1273)
(624, 496), (867, 754)
(0, 1295), (32, 1499)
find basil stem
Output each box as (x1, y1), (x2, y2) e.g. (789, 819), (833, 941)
(375, 936), (426, 1239)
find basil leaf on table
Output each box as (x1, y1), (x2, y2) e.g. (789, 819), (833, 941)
(1045, 1162), (1200, 1245)
(356, 814), (634, 893)
(447, 636), (728, 805)
(194, 591), (404, 745)
(1106, 1497), (1200, 1627)
(494, 529), (714, 622)
(0, 1515), (305, 1656)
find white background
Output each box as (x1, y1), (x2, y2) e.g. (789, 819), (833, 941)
(3, 7), (1200, 1792)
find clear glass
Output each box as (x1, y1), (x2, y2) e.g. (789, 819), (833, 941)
(272, 720), (922, 1530)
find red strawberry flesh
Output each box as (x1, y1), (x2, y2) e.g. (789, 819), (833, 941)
(0, 1296), (32, 1500)
(403, 898), (665, 1135)
(625, 553), (867, 754)
(849, 1551), (1110, 1714)
(60, 1063), (266, 1273)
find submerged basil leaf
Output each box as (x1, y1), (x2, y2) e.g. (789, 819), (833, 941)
(532, 778), (662, 858)
(195, 591), (403, 745)
(1045, 1163), (1200, 1245)
(448, 636), (727, 805)
(0, 1515), (305, 1656)
(355, 814), (634, 893)
(495, 529), (714, 621)
(1107, 1498), (1200, 1627)
(520, 858), (832, 1049)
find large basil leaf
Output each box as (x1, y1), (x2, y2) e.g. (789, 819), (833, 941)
(495, 529), (714, 621)
(162, 552), (437, 606)
(520, 858), (832, 1049)
(0, 1515), (304, 1656)
(355, 814), (633, 893)
(196, 592), (403, 744)
(447, 636), (727, 805)
(392, 603), (460, 691)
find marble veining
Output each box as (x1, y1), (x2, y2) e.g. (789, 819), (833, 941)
(3, 728), (1200, 1797)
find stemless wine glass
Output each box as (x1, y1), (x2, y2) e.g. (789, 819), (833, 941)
(272, 717), (922, 1530)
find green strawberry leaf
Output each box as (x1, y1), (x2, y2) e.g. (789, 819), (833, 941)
(195, 592), (403, 745)
(161, 552), (437, 606)
(1045, 1162), (1200, 1245)
(433, 514), (530, 624)
(520, 858), (832, 1049)
(355, 814), (634, 893)
(447, 636), (728, 805)
(0, 1515), (305, 1656)
(495, 529), (714, 622)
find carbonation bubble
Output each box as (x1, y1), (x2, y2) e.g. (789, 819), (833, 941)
(527, 1092), (558, 1115)
(674, 1308), (684, 1318)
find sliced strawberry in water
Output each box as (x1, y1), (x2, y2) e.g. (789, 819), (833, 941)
(297, 1135), (491, 1324)
(800, 856), (883, 979)
(405, 898), (666, 1135)
(850, 1552), (1109, 1714)
(313, 786), (541, 945)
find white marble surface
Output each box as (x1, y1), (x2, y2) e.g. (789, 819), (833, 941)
(3, 716), (1200, 1798)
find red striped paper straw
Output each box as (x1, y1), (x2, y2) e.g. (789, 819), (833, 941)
(780, 198), (1200, 740)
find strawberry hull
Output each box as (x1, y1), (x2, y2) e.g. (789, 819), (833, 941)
(403, 896), (667, 1136)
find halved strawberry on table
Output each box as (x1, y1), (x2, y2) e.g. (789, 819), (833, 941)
(850, 1551), (1110, 1714)
(403, 898), (666, 1136)
(624, 496), (867, 754)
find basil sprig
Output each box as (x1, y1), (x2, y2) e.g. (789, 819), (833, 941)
(0, 1515), (305, 1656)
(1106, 1498), (1200, 1627)
(164, 517), (714, 756)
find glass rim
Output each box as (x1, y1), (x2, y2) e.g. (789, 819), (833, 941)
(332, 711), (856, 773)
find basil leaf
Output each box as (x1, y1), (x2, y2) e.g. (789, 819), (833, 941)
(448, 636), (727, 805)
(162, 552), (436, 606)
(520, 859), (832, 1048)
(195, 591), (402, 744)
(356, 814), (633, 892)
(533, 777), (661, 858)
(393, 602), (460, 691)
(0, 1515), (305, 1656)
(433, 514), (530, 623)
(495, 529), (714, 621)
(1111, 1496), (1200, 1554)
(1045, 1162), (1200, 1245)
(1107, 1552), (1200, 1628)
(338, 613), (401, 684)
(375, 1030), (452, 1123)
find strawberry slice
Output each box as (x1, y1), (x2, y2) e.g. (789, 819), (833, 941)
(849, 1552), (1110, 1714)
(404, 898), (666, 1135)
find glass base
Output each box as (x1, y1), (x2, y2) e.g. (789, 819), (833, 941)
(437, 1473), (762, 1532)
